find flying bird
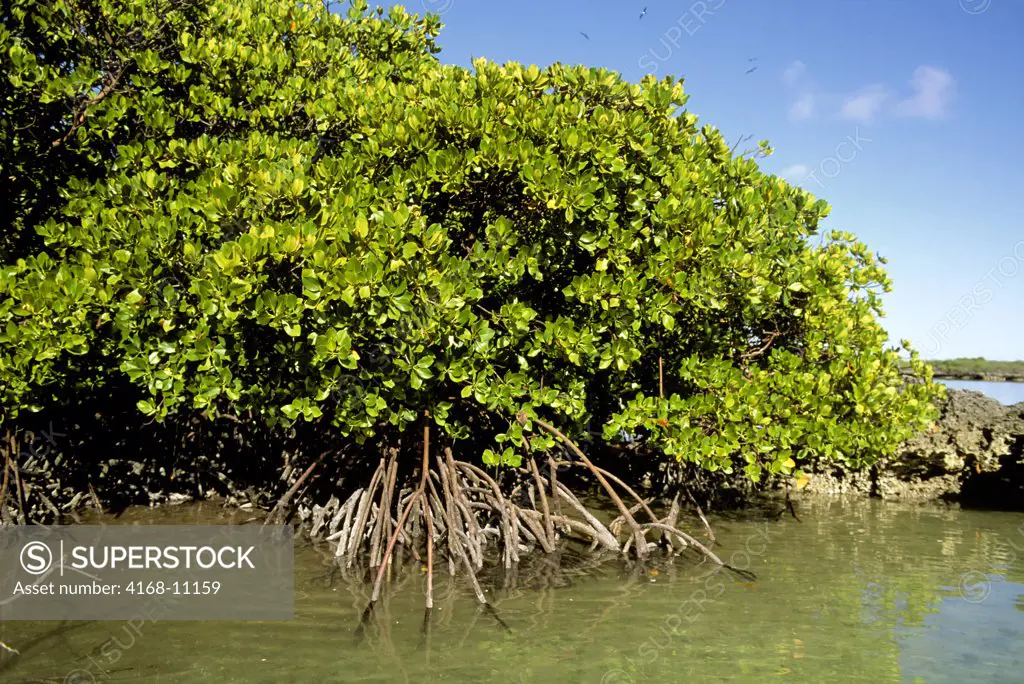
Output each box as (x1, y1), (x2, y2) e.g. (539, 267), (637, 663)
(745, 66), (758, 74)
(748, 57), (758, 62)
(639, 6), (647, 20)
(580, 31), (590, 40)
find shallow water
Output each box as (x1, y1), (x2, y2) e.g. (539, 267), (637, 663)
(2, 499), (1023, 683)
(937, 379), (1024, 406)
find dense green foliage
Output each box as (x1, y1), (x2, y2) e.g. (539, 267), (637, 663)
(1, 0), (941, 484)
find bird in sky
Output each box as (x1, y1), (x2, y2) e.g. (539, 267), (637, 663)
(580, 31), (590, 40)
(748, 57), (758, 62)
(639, 7), (647, 20)
(745, 66), (758, 74)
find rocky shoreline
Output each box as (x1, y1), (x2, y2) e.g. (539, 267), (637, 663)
(3, 389), (1022, 527)
(797, 390), (1024, 508)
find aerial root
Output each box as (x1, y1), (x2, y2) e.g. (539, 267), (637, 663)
(349, 416), (511, 639)
(264, 450), (327, 527)
(522, 415), (750, 576)
(339, 417), (758, 636)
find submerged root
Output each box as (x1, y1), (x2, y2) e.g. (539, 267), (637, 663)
(318, 416), (766, 635)
(349, 415), (513, 638)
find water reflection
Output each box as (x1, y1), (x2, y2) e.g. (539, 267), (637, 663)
(0, 500), (1022, 683)
(899, 582), (1024, 684)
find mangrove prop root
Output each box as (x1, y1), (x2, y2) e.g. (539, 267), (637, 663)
(446, 448), (484, 566)
(611, 500), (648, 540)
(695, 503), (716, 545)
(547, 456), (561, 518)
(686, 489), (715, 546)
(425, 477), (455, 576)
(435, 454), (460, 569)
(588, 463), (658, 524)
(264, 450), (327, 527)
(371, 423), (431, 603)
(643, 522), (756, 581)
(354, 602), (375, 641)
(525, 416), (648, 560)
(555, 482), (619, 551)
(358, 415), (514, 635)
(333, 422), (738, 632)
(424, 493), (435, 610)
(456, 459), (518, 568)
(786, 487), (802, 522)
(371, 455), (399, 568)
(664, 493), (681, 553)
(528, 454), (555, 549)
(347, 458), (385, 565)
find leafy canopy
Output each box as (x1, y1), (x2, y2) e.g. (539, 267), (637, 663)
(0, 0), (942, 481)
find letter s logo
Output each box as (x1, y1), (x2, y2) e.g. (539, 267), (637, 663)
(21, 541), (53, 575)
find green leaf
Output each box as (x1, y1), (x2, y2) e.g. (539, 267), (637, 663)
(355, 215), (369, 238)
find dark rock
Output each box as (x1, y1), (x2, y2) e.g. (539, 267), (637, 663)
(801, 389), (1024, 507)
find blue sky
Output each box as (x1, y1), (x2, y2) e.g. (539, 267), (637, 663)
(379, 1), (1023, 361)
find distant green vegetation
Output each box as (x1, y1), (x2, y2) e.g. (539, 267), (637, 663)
(927, 358), (1024, 378)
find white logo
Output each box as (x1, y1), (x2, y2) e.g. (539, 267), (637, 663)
(63, 669), (97, 684)
(960, 0), (992, 14)
(422, 0), (455, 16)
(20, 541), (53, 575)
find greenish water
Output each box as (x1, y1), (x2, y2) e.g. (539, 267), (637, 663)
(2, 499), (1023, 683)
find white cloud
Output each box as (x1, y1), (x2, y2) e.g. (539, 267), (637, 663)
(839, 85), (889, 122)
(789, 92), (815, 121)
(896, 66), (954, 119)
(782, 60), (807, 87)
(780, 164), (810, 180)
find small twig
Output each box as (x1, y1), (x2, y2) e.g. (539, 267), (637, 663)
(740, 331), (780, 361)
(729, 133), (753, 155)
(51, 67), (126, 149)
(87, 483), (103, 513)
